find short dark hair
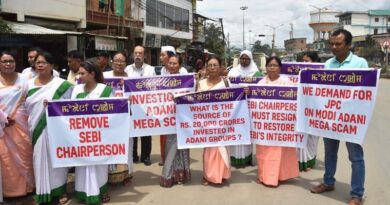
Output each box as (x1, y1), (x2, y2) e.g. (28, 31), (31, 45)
(169, 55), (182, 66)
(35, 51), (55, 65)
(96, 51), (109, 58)
(28, 47), (43, 53)
(0, 51), (16, 59)
(68, 50), (85, 61)
(303, 51), (320, 62)
(266, 56), (282, 67)
(331, 29), (352, 45)
(113, 51), (127, 61)
(207, 56), (222, 66)
(167, 51), (176, 58)
(80, 61), (104, 84)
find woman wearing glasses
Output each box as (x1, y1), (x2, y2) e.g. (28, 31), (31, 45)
(103, 51), (128, 79)
(197, 56), (231, 186)
(228, 50), (262, 168)
(255, 56), (299, 187)
(25, 51), (73, 204)
(0, 51), (34, 199)
(103, 51), (133, 186)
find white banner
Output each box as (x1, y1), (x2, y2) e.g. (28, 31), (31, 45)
(247, 85), (307, 148)
(175, 87), (251, 149)
(296, 69), (380, 145)
(281, 62), (324, 84)
(124, 74), (195, 137)
(46, 98), (130, 167)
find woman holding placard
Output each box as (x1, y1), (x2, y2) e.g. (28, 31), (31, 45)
(256, 56), (299, 186)
(72, 61), (112, 204)
(196, 56), (231, 186)
(228, 50), (262, 167)
(298, 51), (320, 171)
(25, 51), (73, 204)
(103, 51), (133, 186)
(160, 55), (191, 187)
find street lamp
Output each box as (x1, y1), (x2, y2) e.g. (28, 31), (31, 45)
(265, 24), (284, 51)
(240, 6), (248, 50)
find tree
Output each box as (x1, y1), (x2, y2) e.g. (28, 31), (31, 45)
(251, 40), (272, 56)
(0, 17), (12, 33)
(360, 35), (383, 65)
(204, 23), (225, 58)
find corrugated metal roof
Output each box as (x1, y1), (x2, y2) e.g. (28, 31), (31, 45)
(369, 10), (390, 16)
(6, 21), (81, 35)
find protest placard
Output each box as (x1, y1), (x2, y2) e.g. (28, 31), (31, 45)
(104, 77), (124, 97)
(175, 87), (251, 149)
(247, 85), (307, 148)
(124, 74), (195, 136)
(296, 69), (380, 144)
(46, 98), (130, 167)
(228, 76), (263, 85)
(281, 62), (324, 84)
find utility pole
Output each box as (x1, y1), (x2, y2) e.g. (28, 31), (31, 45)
(240, 6), (248, 50)
(249, 30), (252, 50)
(290, 23), (294, 39)
(265, 24), (284, 52)
(219, 18), (225, 42)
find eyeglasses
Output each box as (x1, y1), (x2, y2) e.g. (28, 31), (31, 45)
(207, 64), (219, 68)
(266, 64), (280, 68)
(35, 61), (49, 66)
(113, 61), (126, 65)
(0, 60), (15, 65)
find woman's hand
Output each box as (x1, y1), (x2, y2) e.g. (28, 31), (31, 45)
(43, 99), (48, 107)
(6, 116), (15, 126)
(244, 87), (250, 95)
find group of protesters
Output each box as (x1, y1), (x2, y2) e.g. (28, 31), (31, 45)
(0, 28), (368, 205)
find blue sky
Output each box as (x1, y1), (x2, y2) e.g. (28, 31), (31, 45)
(197, 0), (390, 49)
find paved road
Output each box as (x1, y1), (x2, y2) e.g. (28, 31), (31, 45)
(3, 79), (390, 205)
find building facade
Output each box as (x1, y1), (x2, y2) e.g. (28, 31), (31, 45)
(130, 0), (193, 65)
(309, 8), (341, 53)
(337, 10), (390, 36)
(284, 38), (307, 54)
(0, 0), (87, 72)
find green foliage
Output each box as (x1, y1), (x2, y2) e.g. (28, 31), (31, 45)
(204, 23), (225, 58)
(0, 18), (12, 33)
(360, 35), (384, 63)
(251, 40), (272, 56)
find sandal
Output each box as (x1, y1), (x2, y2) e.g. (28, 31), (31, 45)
(59, 193), (69, 205)
(102, 193), (111, 203)
(202, 178), (209, 186)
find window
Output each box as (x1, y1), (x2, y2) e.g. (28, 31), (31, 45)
(374, 28), (378, 34)
(146, 0), (190, 32)
(374, 17), (379, 22)
(174, 7), (182, 30)
(158, 1), (165, 28)
(165, 5), (174, 29)
(146, 0), (158, 27)
(181, 10), (189, 32)
(387, 28), (390, 34)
